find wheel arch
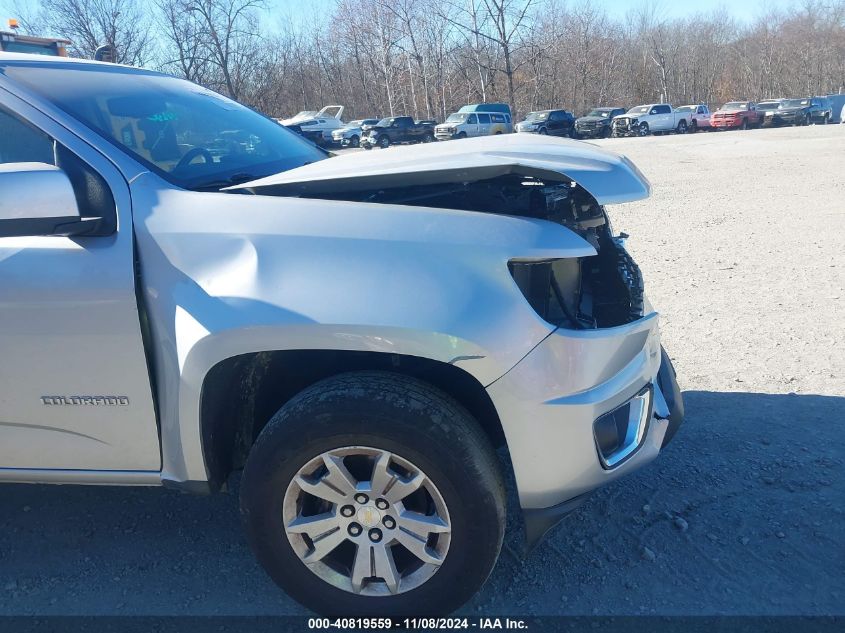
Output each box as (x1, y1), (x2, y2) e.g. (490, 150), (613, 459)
(199, 349), (506, 491)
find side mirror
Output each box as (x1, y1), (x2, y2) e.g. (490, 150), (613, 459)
(0, 163), (88, 238)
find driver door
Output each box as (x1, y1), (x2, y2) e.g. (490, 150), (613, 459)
(0, 94), (161, 474)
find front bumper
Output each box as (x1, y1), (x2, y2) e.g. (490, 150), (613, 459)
(712, 118), (741, 128)
(575, 125), (605, 137)
(487, 312), (684, 548)
(611, 120), (639, 136)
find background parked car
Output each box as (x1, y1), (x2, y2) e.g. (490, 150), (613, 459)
(767, 97), (832, 125)
(711, 101), (761, 130)
(826, 93), (845, 123)
(331, 118), (380, 148)
(434, 110), (512, 140)
(611, 104), (692, 136)
(361, 116), (436, 149)
(515, 109), (576, 137)
(757, 99), (787, 126)
(675, 104), (712, 132)
(574, 107), (625, 138)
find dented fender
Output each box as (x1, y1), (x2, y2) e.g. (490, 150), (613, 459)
(130, 173), (594, 483)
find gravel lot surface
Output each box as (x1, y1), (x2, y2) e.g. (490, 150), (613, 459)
(1, 125), (843, 616)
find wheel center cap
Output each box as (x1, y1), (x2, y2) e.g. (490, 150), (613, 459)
(357, 506), (381, 528)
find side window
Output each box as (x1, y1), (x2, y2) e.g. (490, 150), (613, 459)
(549, 111), (562, 121)
(467, 114), (478, 124)
(477, 113), (491, 124)
(657, 105), (671, 114)
(491, 114), (505, 123)
(0, 107), (54, 163)
(0, 106), (116, 235)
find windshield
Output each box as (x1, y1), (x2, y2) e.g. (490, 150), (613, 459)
(675, 106), (696, 112)
(758, 102), (782, 110)
(446, 113), (469, 123)
(721, 102), (748, 110)
(586, 109), (611, 117)
(346, 119), (367, 127)
(782, 99), (810, 108)
(628, 106), (650, 114)
(376, 117), (395, 126)
(525, 111), (549, 121)
(2, 62), (326, 190)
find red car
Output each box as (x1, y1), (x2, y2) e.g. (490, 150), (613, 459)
(711, 101), (761, 130)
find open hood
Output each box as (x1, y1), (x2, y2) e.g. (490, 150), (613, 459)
(230, 134), (651, 205)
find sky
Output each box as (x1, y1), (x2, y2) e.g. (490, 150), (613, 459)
(3, 0), (799, 33)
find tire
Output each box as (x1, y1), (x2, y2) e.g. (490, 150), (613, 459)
(568, 127), (577, 139)
(824, 113), (830, 124)
(350, 135), (360, 148)
(422, 133), (434, 143)
(363, 143), (373, 150)
(689, 120), (698, 133)
(456, 132), (467, 139)
(378, 135), (390, 149)
(676, 120), (687, 134)
(240, 371), (506, 618)
(538, 127), (547, 135)
(602, 126), (612, 138)
(638, 122), (649, 136)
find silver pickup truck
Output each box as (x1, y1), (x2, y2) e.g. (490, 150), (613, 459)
(0, 53), (683, 617)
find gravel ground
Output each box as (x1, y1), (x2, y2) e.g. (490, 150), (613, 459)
(0, 125), (843, 616)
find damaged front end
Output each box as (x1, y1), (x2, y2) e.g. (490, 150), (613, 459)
(229, 136), (680, 548)
(295, 175), (644, 332)
(611, 116), (641, 137)
(232, 135), (650, 334)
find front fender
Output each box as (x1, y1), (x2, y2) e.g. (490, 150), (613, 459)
(130, 174), (594, 482)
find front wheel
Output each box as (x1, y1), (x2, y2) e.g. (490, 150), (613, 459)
(538, 127), (547, 135)
(378, 135), (390, 149)
(676, 120), (687, 134)
(423, 133), (435, 143)
(349, 135), (360, 148)
(638, 122), (650, 136)
(240, 372), (506, 617)
(689, 120), (698, 133)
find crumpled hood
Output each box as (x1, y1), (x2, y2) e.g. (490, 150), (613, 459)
(230, 133), (651, 205)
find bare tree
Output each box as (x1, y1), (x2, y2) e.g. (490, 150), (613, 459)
(30, 0), (153, 65)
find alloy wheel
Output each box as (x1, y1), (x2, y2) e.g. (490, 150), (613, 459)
(283, 446), (452, 597)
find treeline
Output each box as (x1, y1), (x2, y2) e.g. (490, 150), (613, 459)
(8, 0), (845, 120)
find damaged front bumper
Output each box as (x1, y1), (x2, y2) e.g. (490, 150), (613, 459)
(486, 312), (684, 550)
(611, 119), (640, 137)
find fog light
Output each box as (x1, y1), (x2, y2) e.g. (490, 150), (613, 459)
(593, 386), (652, 469)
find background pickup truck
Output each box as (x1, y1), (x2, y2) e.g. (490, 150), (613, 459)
(675, 104), (712, 132)
(611, 104), (693, 136)
(361, 116), (436, 148)
(711, 101), (761, 130)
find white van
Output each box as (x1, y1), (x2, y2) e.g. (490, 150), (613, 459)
(435, 110), (512, 140)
